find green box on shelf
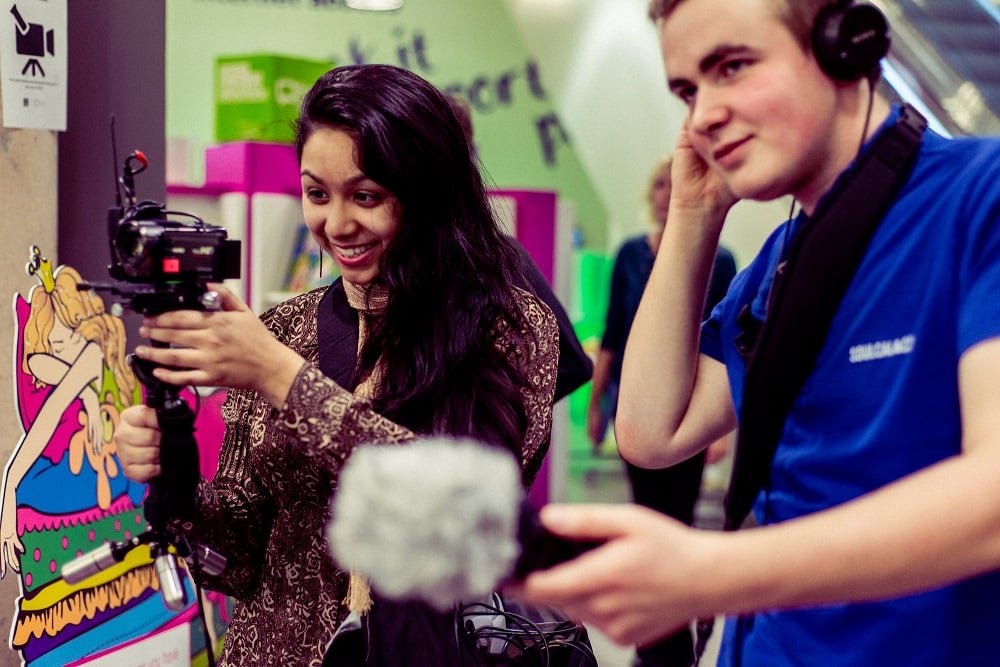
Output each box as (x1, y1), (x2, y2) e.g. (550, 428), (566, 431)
(214, 54), (332, 143)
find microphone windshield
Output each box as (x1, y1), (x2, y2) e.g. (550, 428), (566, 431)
(328, 437), (524, 610)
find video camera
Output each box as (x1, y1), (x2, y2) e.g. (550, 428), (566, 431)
(101, 147), (241, 315)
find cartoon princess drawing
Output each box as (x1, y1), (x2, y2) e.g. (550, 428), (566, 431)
(2, 247), (202, 666)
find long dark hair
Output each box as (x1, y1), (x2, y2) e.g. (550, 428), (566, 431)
(296, 64), (533, 453)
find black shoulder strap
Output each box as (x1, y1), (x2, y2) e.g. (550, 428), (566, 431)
(724, 105), (927, 530)
(317, 278), (361, 390)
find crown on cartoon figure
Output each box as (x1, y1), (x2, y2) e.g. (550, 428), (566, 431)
(26, 245), (56, 294)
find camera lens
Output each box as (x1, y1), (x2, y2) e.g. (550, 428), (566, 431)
(114, 223), (158, 278)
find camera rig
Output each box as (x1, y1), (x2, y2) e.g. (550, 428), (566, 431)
(62, 124), (239, 632)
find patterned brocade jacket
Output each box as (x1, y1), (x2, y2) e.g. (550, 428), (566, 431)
(187, 284), (559, 667)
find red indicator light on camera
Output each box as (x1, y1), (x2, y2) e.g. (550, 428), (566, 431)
(163, 258), (181, 273)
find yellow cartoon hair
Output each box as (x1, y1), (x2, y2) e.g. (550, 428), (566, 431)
(23, 264), (137, 399)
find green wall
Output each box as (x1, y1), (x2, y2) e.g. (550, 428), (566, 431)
(166, 0), (607, 248)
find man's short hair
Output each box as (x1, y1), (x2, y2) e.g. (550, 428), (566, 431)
(647, 0), (837, 53)
(646, 0), (682, 23)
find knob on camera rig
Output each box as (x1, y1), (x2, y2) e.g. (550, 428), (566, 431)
(61, 120), (239, 619)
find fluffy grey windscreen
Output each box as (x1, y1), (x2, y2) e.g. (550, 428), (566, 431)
(327, 437), (524, 611)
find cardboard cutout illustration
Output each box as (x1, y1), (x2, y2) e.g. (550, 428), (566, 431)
(4, 248), (231, 666)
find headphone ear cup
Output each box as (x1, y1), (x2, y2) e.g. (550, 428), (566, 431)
(812, 2), (890, 81)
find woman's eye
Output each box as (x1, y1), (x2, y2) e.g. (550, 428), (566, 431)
(305, 188), (328, 203)
(354, 191), (381, 206)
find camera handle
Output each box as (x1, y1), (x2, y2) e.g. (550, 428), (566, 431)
(135, 348), (203, 611)
(62, 348), (227, 612)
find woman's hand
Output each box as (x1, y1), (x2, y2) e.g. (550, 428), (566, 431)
(133, 285), (306, 406)
(586, 399), (609, 449)
(0, 483), (25, 577)
(115, 404), (163, 483)
(80, 390), (105, 457)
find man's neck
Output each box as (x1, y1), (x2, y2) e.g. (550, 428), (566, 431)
(799, 91), (893, 215)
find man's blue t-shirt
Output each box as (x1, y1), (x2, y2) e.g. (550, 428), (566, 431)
(701, 108), (1000, 666)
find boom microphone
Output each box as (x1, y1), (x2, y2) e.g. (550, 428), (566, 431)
(327, 437), (590, 611)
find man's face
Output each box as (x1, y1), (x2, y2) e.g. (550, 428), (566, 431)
(660, 0), (849, 209)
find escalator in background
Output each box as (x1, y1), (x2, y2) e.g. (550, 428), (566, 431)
(874, 0), (1000, 136)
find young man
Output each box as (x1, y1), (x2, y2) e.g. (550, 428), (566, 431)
(508, 1), (1000, 665)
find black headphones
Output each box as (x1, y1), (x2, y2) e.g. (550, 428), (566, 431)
(812, 0), (891, 81)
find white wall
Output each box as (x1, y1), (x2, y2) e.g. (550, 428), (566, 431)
(503, 0), (788, 267)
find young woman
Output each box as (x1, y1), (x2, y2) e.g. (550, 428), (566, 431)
(115, 64), (559, 667)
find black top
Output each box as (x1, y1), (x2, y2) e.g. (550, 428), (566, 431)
(317, 243), (592, 401)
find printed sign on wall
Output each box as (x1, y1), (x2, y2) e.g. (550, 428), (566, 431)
(1, 1), (67, 130)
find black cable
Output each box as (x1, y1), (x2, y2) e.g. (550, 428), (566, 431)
(858, 77), (877, 157)
(461, 601), (551, 666)
(457, 597), (598, 667)
(172, 387), (219, 667)
(186, 540), (217, 667)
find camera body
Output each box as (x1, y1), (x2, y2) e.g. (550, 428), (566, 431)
(108, 200), (240, 288)
(100, 150), (242, 315)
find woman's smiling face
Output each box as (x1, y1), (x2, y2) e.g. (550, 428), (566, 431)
(300, 127), (401, 285)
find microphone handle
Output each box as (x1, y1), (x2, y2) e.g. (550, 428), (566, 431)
(511, 501), (597, 579)
(153, 549), (189, 611)
(62, 542), (123, 584)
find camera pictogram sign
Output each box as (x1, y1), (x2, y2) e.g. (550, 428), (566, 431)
(11, 3), (55, 76)
(1, 0), (66, 130)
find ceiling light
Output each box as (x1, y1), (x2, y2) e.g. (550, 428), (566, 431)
(345, 0), (404, 9)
